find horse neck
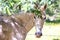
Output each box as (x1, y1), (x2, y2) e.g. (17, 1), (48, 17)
(14, 13), (35, 33)
(23, 13), (35, 33)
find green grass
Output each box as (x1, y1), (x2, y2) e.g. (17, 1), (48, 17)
(45, 17), (60, 26)
(45, 22), (60, 26)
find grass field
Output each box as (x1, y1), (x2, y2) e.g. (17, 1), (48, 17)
(25, 23), (60, 40)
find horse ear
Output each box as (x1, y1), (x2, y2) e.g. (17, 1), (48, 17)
(40, 4), (47, 11)
(34, 2), (39, 9)
(44, 4), (47, 10)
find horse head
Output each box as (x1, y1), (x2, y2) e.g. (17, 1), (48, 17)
(34, 4), (47, 38)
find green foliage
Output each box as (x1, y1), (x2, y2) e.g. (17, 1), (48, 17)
(0, 0), (60, 16)
(47, 0), (60, 14)
(0, 0), (21, 15)
(46, 8), (54, 16)
(53, 39), (59, 40)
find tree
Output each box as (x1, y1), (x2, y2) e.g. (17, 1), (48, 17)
(0, 0), (60, 16)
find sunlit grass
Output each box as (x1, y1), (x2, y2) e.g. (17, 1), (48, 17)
(45, 22), (60, 27)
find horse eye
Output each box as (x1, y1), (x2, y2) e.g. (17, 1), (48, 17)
(34, 16), (36, 18)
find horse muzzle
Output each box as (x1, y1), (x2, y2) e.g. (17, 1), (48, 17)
(35, 32), (42, 38)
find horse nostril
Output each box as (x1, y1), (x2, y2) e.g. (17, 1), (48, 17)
(35, 32), (42, 38)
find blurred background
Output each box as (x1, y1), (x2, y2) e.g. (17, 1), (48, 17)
(0, 0), (60, 40)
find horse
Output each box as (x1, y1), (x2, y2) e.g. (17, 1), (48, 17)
(0, 4), (47, 40)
